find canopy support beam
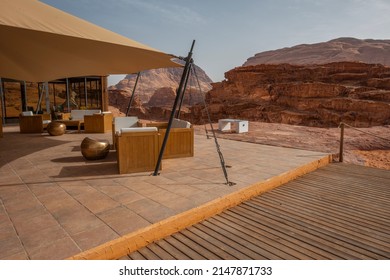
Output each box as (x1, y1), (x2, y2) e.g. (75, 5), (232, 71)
(126, 72), (141, 116)
(176, 63), (192, 119)
(153, 40), (195, 176)
(0, 78), (5, 124)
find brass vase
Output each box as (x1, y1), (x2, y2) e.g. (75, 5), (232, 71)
(47, 121), (66, 136)
(81, 137), (110, 160)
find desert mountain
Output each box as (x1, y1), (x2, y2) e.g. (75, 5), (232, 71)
(108, 65), (212, 118)
(192, 61), (390, 127)
(244, 37), (390, 66)
(191, 38), (390, 128)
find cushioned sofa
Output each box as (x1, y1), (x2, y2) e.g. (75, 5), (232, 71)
(146, 118), (194, 159)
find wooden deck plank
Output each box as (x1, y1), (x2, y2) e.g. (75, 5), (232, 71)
(278, 179), (390, 215)
(296, 175), (390, 203)
(241, 201), (389, 259)
(143, 243), (176, 260)
(185, 226), (241, 260)
(197, 220), (286, 259)
(213, 212), (334, 260)
(136, 247), (162, 260)
(164, 235), (208, 260)
(202, 217), (305, 259)
(228, 206), (362, 259)
(172, 230), (225, 260)
(124, 163), (390, 260)
(150, 239), (192, 260)
(190, 224), (256, 259)
(127, 251), (146, 260)
(265, 185), (390, 235)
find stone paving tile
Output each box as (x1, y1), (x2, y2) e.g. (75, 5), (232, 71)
(156, 183), (206, 198)
(71, 223), (119, 251)
(1, 251), (29, 260)
(97, 206), (150, 235)
(158, 196), (198, 212)
(3, 198), (47, 220)
(27, 181), (63, 196)
(0, 236), (26, 259)
(27, 236), (80, 260)
(125, 198), (177, 223)
(124, 181), (162, 195)
(18, 225), (69, 252)
(11, 212), (60, 237)
(0, 186), (31, 206)
(60, 183), (97, 197)
(110, 190), (145, 205)
(73, 191), (120, 214)
(0, 172), (23, 185)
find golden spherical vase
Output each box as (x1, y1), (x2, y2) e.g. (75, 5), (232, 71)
(81, 137), (110, 160)
(47, 121), (66, 136)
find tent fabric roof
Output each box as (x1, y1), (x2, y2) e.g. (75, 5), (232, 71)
(0, 0), (180, 82)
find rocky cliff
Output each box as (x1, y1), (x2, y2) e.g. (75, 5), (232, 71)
(191, 62), (390, 127)
(108, 65), (212, 118)
(244, 37), (390, 66)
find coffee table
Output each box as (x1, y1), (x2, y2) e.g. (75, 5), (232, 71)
(57, 120), (84, 133)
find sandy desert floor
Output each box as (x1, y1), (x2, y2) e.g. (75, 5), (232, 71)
(194, 122), (390, 170)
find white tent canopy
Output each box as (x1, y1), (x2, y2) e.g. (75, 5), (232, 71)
(0, 0), (180, 82)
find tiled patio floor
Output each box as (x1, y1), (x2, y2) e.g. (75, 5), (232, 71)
(0, 124), (329, 259)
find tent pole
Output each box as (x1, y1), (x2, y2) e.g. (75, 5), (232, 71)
(66, 78), (70, 112)
(84, 77), (88, 108)
(44, 82), (50, 113)
(36, 83), (44, 114)
(21, 81), (27, 111)
(0, 78), (5, 124)
(126, 72), (140, 116)
(176, 63), (192, 119)
(153, 40), (195, 176)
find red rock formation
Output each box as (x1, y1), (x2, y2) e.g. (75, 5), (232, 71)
(244, 38), (390, 66)
(109, 66), (212, 104)
(108, 89), (149, 118)
(147, 87), (176, 107)
(191, 62), (390, 127)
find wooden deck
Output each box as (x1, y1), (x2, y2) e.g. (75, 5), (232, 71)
(124, 163), (390, 260)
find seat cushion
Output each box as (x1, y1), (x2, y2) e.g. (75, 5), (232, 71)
(172, 118), (191, 128)
(21, 111), (33, 116)
(114, 116), (139, 132)
(119, 127), (157, 135)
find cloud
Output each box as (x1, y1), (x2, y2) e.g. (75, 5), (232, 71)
(124, 0), (206, 25)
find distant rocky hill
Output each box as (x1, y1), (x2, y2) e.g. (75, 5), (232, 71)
(190, 38), (390, 127)
(244, 37), (390, 66)
(191, 61), (390, 127)
(108, 65), (212, 118)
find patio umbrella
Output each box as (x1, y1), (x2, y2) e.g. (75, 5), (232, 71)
(0, 0), (180, 82)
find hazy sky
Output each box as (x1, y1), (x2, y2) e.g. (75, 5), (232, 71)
(41, 0), (390, 85)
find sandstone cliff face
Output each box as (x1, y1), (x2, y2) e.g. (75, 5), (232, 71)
(109, 66), (212, 104)
(244, 38), (390, 66)
(191, 62), (390, 127)
(108, 65), (212, 118)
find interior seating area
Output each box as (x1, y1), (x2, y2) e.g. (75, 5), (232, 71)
(19, 111), (51, 133)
